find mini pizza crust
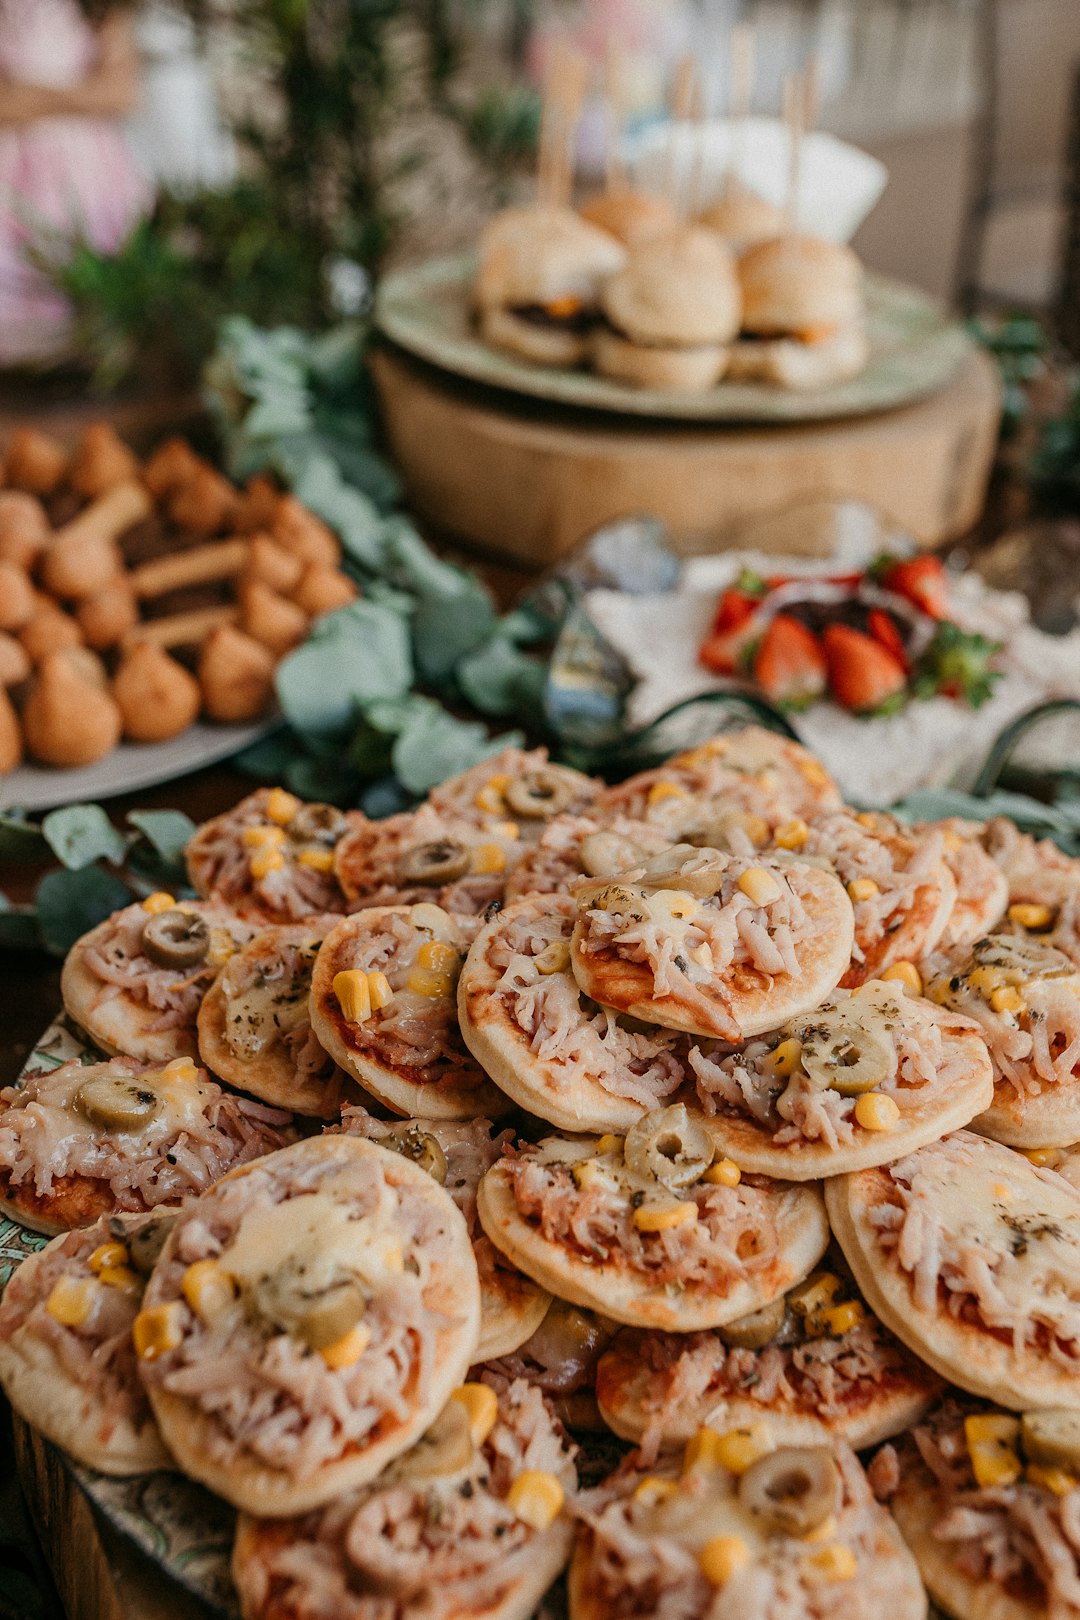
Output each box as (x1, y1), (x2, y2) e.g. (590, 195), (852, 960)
(61, 933), (197, 1064)
(700, 1015), (994, 1180)
(569, 863), (854, 1042)
(0, 1180), (114, 1237)
(826, 1136), (1080, 1411)
(141, 1136), (482, 1517)
(476, 1165), (828, 1332)
(476, 1267), (552, 1362)
(973, 1073), (1080, 1149)
(891, 1458), (1040, 1620)
(310, 908), (511, 1120)
(0, 1236), (171, 1475)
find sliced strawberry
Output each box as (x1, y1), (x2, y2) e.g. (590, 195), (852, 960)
(700, 622), (755, 675)
(880, 555), (949, 619)
(867, 608), (909, 672)
(752, 614), (827, 710)
(823, 623), (908, 715)
(713, 586), (762, 632)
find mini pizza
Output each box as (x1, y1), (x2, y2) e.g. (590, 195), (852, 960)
(476, 1116), (829, 1332)
(310, 905), (509, 1118)
(687, 979), (994, 1178)
(458, 894), (698, 1134)
(503, 814), (669, 903)
(135, 1134), (481, 1515)
(427, 745), (600, 834)
(569, 845), (854, 1042)
(924, 934), (1080, 1146)
(336, 1107), (551, 1360)
(827, 1129), (1080, 1412)
(231, 1375), (577, 1620)
(186, 788), (357, 922)
(484, 1299), (617, 1433)
(569, 1435), (925, 1620)
(595, 1251), (941, 1462)
(62, 896), (257, 1064)
(0, 1056), (297, 1235)
(333, 804), (522, 914)
(887, 1398), (1080, 1620)
(983, 815), (1080, 912)
(780, 811), (957, 986)
(919, 818), (1009, 946)
(0, 1208), (175, 1474)
(197, 920), (357, 1118)
(592, 726), (842, 837)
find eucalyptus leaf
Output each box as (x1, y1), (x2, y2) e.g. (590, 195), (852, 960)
(358, 776), (413, 818)
(36, 867), (132, 957)
(41, 805), (127, 870)
(127, 809), (198, 866)
(383, 522), (468, 599)
(413, 579), (497, 684)
(234, 729), (305, 780)
(242, 386), (312, 441)
(284, 752), (358, 803)
(457, 634), (547, 717)
(275, 600), (412, 737)
(0, 813), (48, 861)
(391, 703), (521, 795)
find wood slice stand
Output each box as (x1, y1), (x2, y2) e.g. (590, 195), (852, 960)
(371, 343), (1002, 568)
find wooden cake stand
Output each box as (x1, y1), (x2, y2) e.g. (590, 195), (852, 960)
(371, 343), (1001, 567)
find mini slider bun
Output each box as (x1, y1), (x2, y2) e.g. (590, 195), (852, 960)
(579, 188), (678, 247)
(730, 233), (869, 390)
(698, 180), (787, 248)
(594, 226), (741, 393)
(475, 205), (627, 367)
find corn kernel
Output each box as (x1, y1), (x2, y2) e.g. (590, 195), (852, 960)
(88, 1241), (129, 1274)
(265, 787), (301, 825)
(711, 1424), (774, 1475)
(990, 985), (1025, 1016)
(880, 961), (922, 996)
(789, 1272), (841, 1317)
(297, 846), (335, 871)
(682, 1425), (725, 1472)
(632, 1200), (698, 1233)
(535, 940), (571, 975)
(162, 1056), (199, 1083)
(802, 1515), (837, 1544)
(320, 1323), (372, 1370)
(46, 1275), (97, 1327)
(765, 1037), (803, 1078)
(704, 1158), (741, 1187)
(596, 1133), (623, 1156)
(507, 1471), (565, 1531)
(494, 821), (519, 842)
(809, 1300), (866, 1339)
(450, 1382), (499, 1447)
(1023, 1147), (1063, 1168)
(407, 966), (455, 998)
(856, 811), (880, 830)
(142, 892), (176, 915)
(1008, 902), (1055, 931)
(133, 1301), (186, 1360)
(206, 927), (236, 969)
(367, 971), (393, 1012)
(774, 818), (810, 851)
(182, 1260), (236, 1323)
(417, 940), (460, 975)
(799, 758), (833, 789)
(470, 843), (506, 876)
(847, 878), (879, 902)
(633, 1476), (680, 1507)
(98, 1265), (141, 1294)
(802, 1544), (857, 1583)
(242, 823), (286, 849)
(334, 969), (371, 1024)
(249, 847), (285, 880)
(1027, 1464), (1078, 1497)
(473, 774), (510, 815)
(854, 1092), (900, 1132)
(646, 781), (689, 811)
(700, 1535), (750, 1588)
(738, 867), (783, 906)
(965, 1414), (1022, 1487)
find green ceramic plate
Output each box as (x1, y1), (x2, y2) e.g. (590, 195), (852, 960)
(375, 253), (973, 423)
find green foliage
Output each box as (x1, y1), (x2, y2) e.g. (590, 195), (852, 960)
(1031, 376), (1080, 499)
(969, 313), (1050, 436)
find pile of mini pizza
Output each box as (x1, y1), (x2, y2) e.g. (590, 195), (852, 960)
(5, 726), (1080, 1620)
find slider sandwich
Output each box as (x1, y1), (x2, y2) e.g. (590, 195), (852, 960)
(698, 179), (787, 249)
(579, 188), (678, 247)
(728, 234), (869, 390)
(475, 205), (627, 367)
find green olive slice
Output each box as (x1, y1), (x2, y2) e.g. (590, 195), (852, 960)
(970, 934), (1074, 987)
(288, 803), (348, 846)
(384, 1124), (449, 1184)
(1021, 1410), (1080, 1473)
(397, 840), (470, 886)
(638, 844), (729, 898)
(76, 1075), (163, 1133)
(799, 1016), (893, 1096)
(717, 1294), (787, 1350)
(141, 908), (210, 971)
(392, 1398), (474, 1481)
(738, 1446), (840, 1537)
(122, 1211), (178, 1275)
(505, 768), (577, 820)
(624, 1104), (712, 1189)
(258, 1273), (366, 1349)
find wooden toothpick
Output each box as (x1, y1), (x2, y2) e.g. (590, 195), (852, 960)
(727, 22), (755, 197)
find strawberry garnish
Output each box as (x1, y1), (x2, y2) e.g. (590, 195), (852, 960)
(700, 582), (765, 673)
(753, 615), (827, 711)
(823, 623), (907, 715)
(867, 608), (909, 672)
(879, 555), (949, 619)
